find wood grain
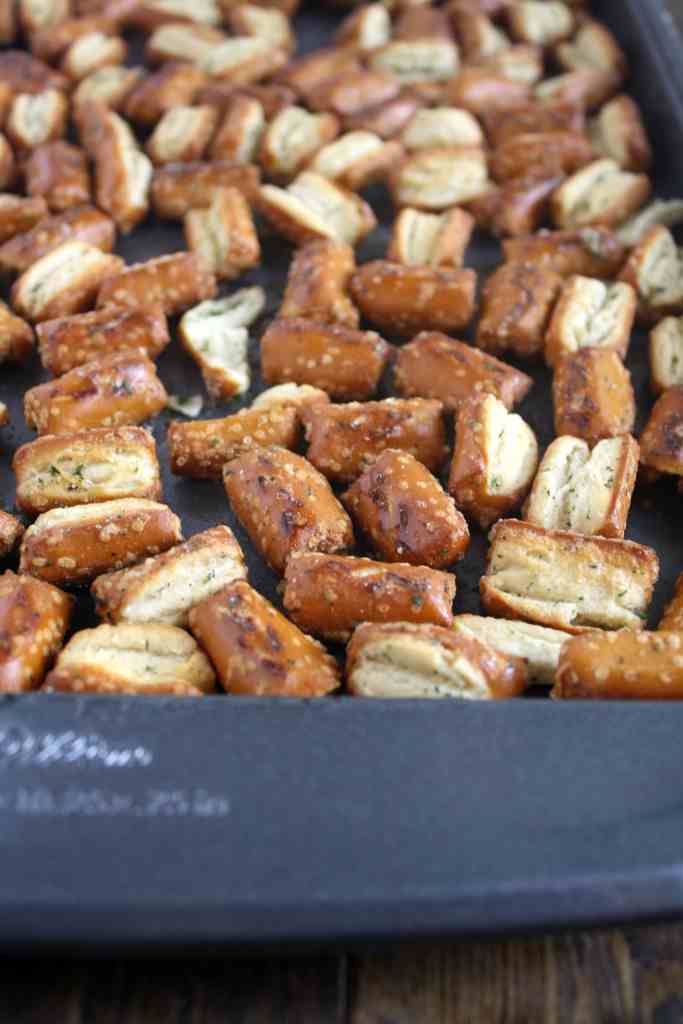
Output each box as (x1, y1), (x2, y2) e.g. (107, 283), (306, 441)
(347, 929), (683, 1024)
(3, 927), (683, 1023)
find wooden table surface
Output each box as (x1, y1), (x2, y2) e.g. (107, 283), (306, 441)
(2, 925), (683, 1022)
(4, 4), (683, 1022)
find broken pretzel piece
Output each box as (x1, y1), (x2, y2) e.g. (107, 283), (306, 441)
(480, 518), (658, 632)
(524, 433), (639, 539)
(449, 392), (538, 530)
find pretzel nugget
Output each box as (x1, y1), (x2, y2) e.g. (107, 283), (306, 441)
(37, 304), (169, 376)
(11, 241), (124, 323)
(0, 135), (15, 192)
(0, 512), (25, 557)
(618, 226), (683, 324)
(589, 95), (651, 173)
(553, 348), (635, 446)
(0, 50), (68, 94)
(453, 614), (568, 687)
(306, 69), (399, 119)
(179, 290), (262, 399)
(386, 207), (475, 268)
(553, 631), (683, 700)
(24, 351), (168, 435)
(482, 100), (584, 146)
(506, 0), (572, 45)
(6, 89), (68, 153)
(639, 387), (683, 481)
(223, 446), (354, 574)
(650, 317), (683, 394)
(502, 228), (626, 278)
(151, 160), (260, 219)
(346, 621), (525, 699)
(478, 43), (544, 86)
(307, 131), (403, 191)
(344, 93), (422, 140)
(92, 525), (246, 626)
(369, 39), (460, 85)
(89, 109), (153, 233)
(184, 186), (259, 281)
(467, 175), (562, 238)
(283, 552), (456, 642)
(390, 146), (489, 210)
(302, 397), (447, 484)
(0, 1), (16, 43)
(276, 47), (360, 103)
(224, 4), (294, 52)
(490, 131), (592, 183)
(44, 623), (215, 696)
(124, 62), (207, 127)
(182, 280), (264, 331)
(393, 6), (453, 42)
(202, 37), (288, 86)
(394, 331), (532, 412)
(449, 393), (538, 529)
(0, 571), (72, 693)
(0, 301), (34, 363)
(551, 159), (651, 229)
(96, 252), (216, 316)
(342, 449), (469, 568)
(168, 404), (299, 479)
(448, 0), (512, 17)
(555, 19), (627, 79)
(335, 4), (391, 52)
(476, 262), (562, 358)
(617, 199), (683, 249)
(146, 104), (217, 165)
(251, 383), (329, 415)
(261, 318), (392, 401)
(14, 426), (162, 516)
(188, 581), (339, 697)
(24, 142), (91, 212)
(449, 5), (510, 62)
(447, 69), (530, 116)
(0, 206), (115, 276)
(61, 32), (127, 82)
(0, 195), (49, 244)
(208, 95), (265, 163)
(20, 498), (183, 586)
(132, 0), (221, 30)
(143, 22), (224, 66)
(534, 69), (619, 111)
(30, 13), (120, 62)
(399, 106), (484, 150)
(279, 239), (358, 327)
(524, 434), (639, 539)
(659, 573), (683, 632)
(73, 65), (143, 118)
(544, 275), (636, 367)
(259, 106), (339, 181)
(480, 519), (659, 632)
(258, 172), (376, 246)
(350, 260), (476, 339)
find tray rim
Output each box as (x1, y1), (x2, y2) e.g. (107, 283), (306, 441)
(3, 0), (683, 953)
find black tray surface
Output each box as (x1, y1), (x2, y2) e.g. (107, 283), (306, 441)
(1, 0), (683, 950)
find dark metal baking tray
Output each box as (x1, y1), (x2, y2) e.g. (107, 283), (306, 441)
(1, 0), (683, 951)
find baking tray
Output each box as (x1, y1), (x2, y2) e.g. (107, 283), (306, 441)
(1, 0), (683, 952)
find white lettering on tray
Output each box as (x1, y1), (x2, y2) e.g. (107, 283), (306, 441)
(0, 728), (231, 819)
(0, 727), (153, 768)
(7, 785), (230, 818)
